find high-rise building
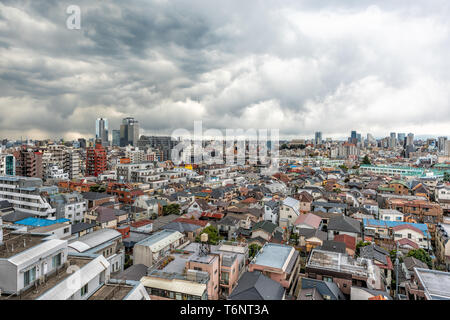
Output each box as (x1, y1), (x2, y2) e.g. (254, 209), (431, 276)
(397, 133), (406, 146)
(86, 140), (107, 177)
(406, 133), (414, 146)
(314, 132), (322, 145)
(0, 154), (15, 176)
(78, 138), (87, 149)
(389, 132), (397, 148)
(112, 129), (121, 147)
(350, 131), (358, 144)
(120, 117), (140, 147)
(438, 136), (448, 152)
(13, 146), (43, 179)
(445, 140), (450, 156)
(96, 118), (109, 147)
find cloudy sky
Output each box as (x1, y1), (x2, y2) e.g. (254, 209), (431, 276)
(1, 0), (450, 141)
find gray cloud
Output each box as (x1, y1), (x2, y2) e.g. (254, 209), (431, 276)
(0, 0), (449, 140)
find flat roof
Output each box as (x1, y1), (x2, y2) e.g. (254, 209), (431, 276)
(136, 229), (184, 253)
(141, 276), (206, 297)
(252, 243), (293, 270)
(415, 268), (450, 300)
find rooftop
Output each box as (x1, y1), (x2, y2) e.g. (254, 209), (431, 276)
(1, 256), (91, 300)
(415, 268), (450, 300)
(88, 283), (134, 300)
(251, 243), (294, 270)
(0, 233), (48, 259)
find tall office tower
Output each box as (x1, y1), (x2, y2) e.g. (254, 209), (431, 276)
(86, 140), (107, 177)
(445, 140), (450, 156)
(438, 136), (448, 152)
(120, 117), (140, 147)
(112, 130), (120, 147)
(349, 130), (358, 144)
(0, 154), (15, 176)
(78, 138), (86, 149)
(397, 133), (406, 147)
(406, 133), (414, 146)
(366, 133), (375, 146)
(314, 132), (323, 145)
(389, 132), (397, 148)
(13, 146), (43, 179)
(95, 118), (109, 147)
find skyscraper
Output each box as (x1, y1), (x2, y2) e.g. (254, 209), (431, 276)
(120, 117), (140, 147)
(95, 118), (109, 147)
(390, 132), (397, 148)
(438, 136), (448, 152)
(397, 133), (405, 146)
(314, 132), (322, 145)
(112, 130), (120, 147)
(406, 133), (414, 146)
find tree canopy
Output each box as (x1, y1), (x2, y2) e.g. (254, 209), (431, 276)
(407, 249), (433, 269)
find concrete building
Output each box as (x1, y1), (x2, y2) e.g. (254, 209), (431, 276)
(0, 154), (15, 176)
(0, 176), (57, 218)
(133, 229), (185, 267)
(249, 243), (300, 294)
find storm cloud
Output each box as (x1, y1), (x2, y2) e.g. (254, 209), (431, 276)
(0, 0), (449, 140)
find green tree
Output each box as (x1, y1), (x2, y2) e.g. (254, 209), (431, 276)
(339, 164), (348, 172)
(356, 241), (371, 256)
(407, 249), (433, 269)
(90, 184), (106, 193)
(249, 244), (262, 259)
(362, 155), (371, 165)
(195, 226), (221, 245)
(444, 172), (450, 182)
(281, 143), (288, 150)
(162, 204), (181, 216)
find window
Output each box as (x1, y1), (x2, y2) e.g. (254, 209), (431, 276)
(323, 276), (333, 283)
(64, 227), (70, 233)
(81, 284), (88, 296)
(52, 253), (62, 268)
(408, 233), (412, 239)
(24, 267), (36, 287)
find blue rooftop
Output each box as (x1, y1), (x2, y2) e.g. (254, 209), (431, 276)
(14, 217), (70, 227)
(363, 218), (430, 237)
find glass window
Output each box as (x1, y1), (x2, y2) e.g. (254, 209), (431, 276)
(81, 284), (88, 296)
(24, 267), (36, 287)
(52, 253), (62, 268)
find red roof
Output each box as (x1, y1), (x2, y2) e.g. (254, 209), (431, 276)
(334, 234), (357, 251)
(131, 219), (153, 228)
(201, 212), (224, 219)
(392, 224), (423, 235)
(173, 218), (209, 227)
(294, 213), (322, 228)
(396, 238), (419, 249)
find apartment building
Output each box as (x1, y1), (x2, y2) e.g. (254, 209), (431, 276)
(305, 248), (384, 296)
(48, 192), (87, 222)
(0, 154), (15, 176)
(133, 229), (185, 267)
(0, 176), (56, 218)
(249, 243), (300, 294)
(13, 147), (43, 179)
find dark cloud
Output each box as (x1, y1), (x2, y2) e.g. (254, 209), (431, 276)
(0, 0), (449, 140)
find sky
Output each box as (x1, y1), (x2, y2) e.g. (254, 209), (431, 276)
(0, 0), (450, 141)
